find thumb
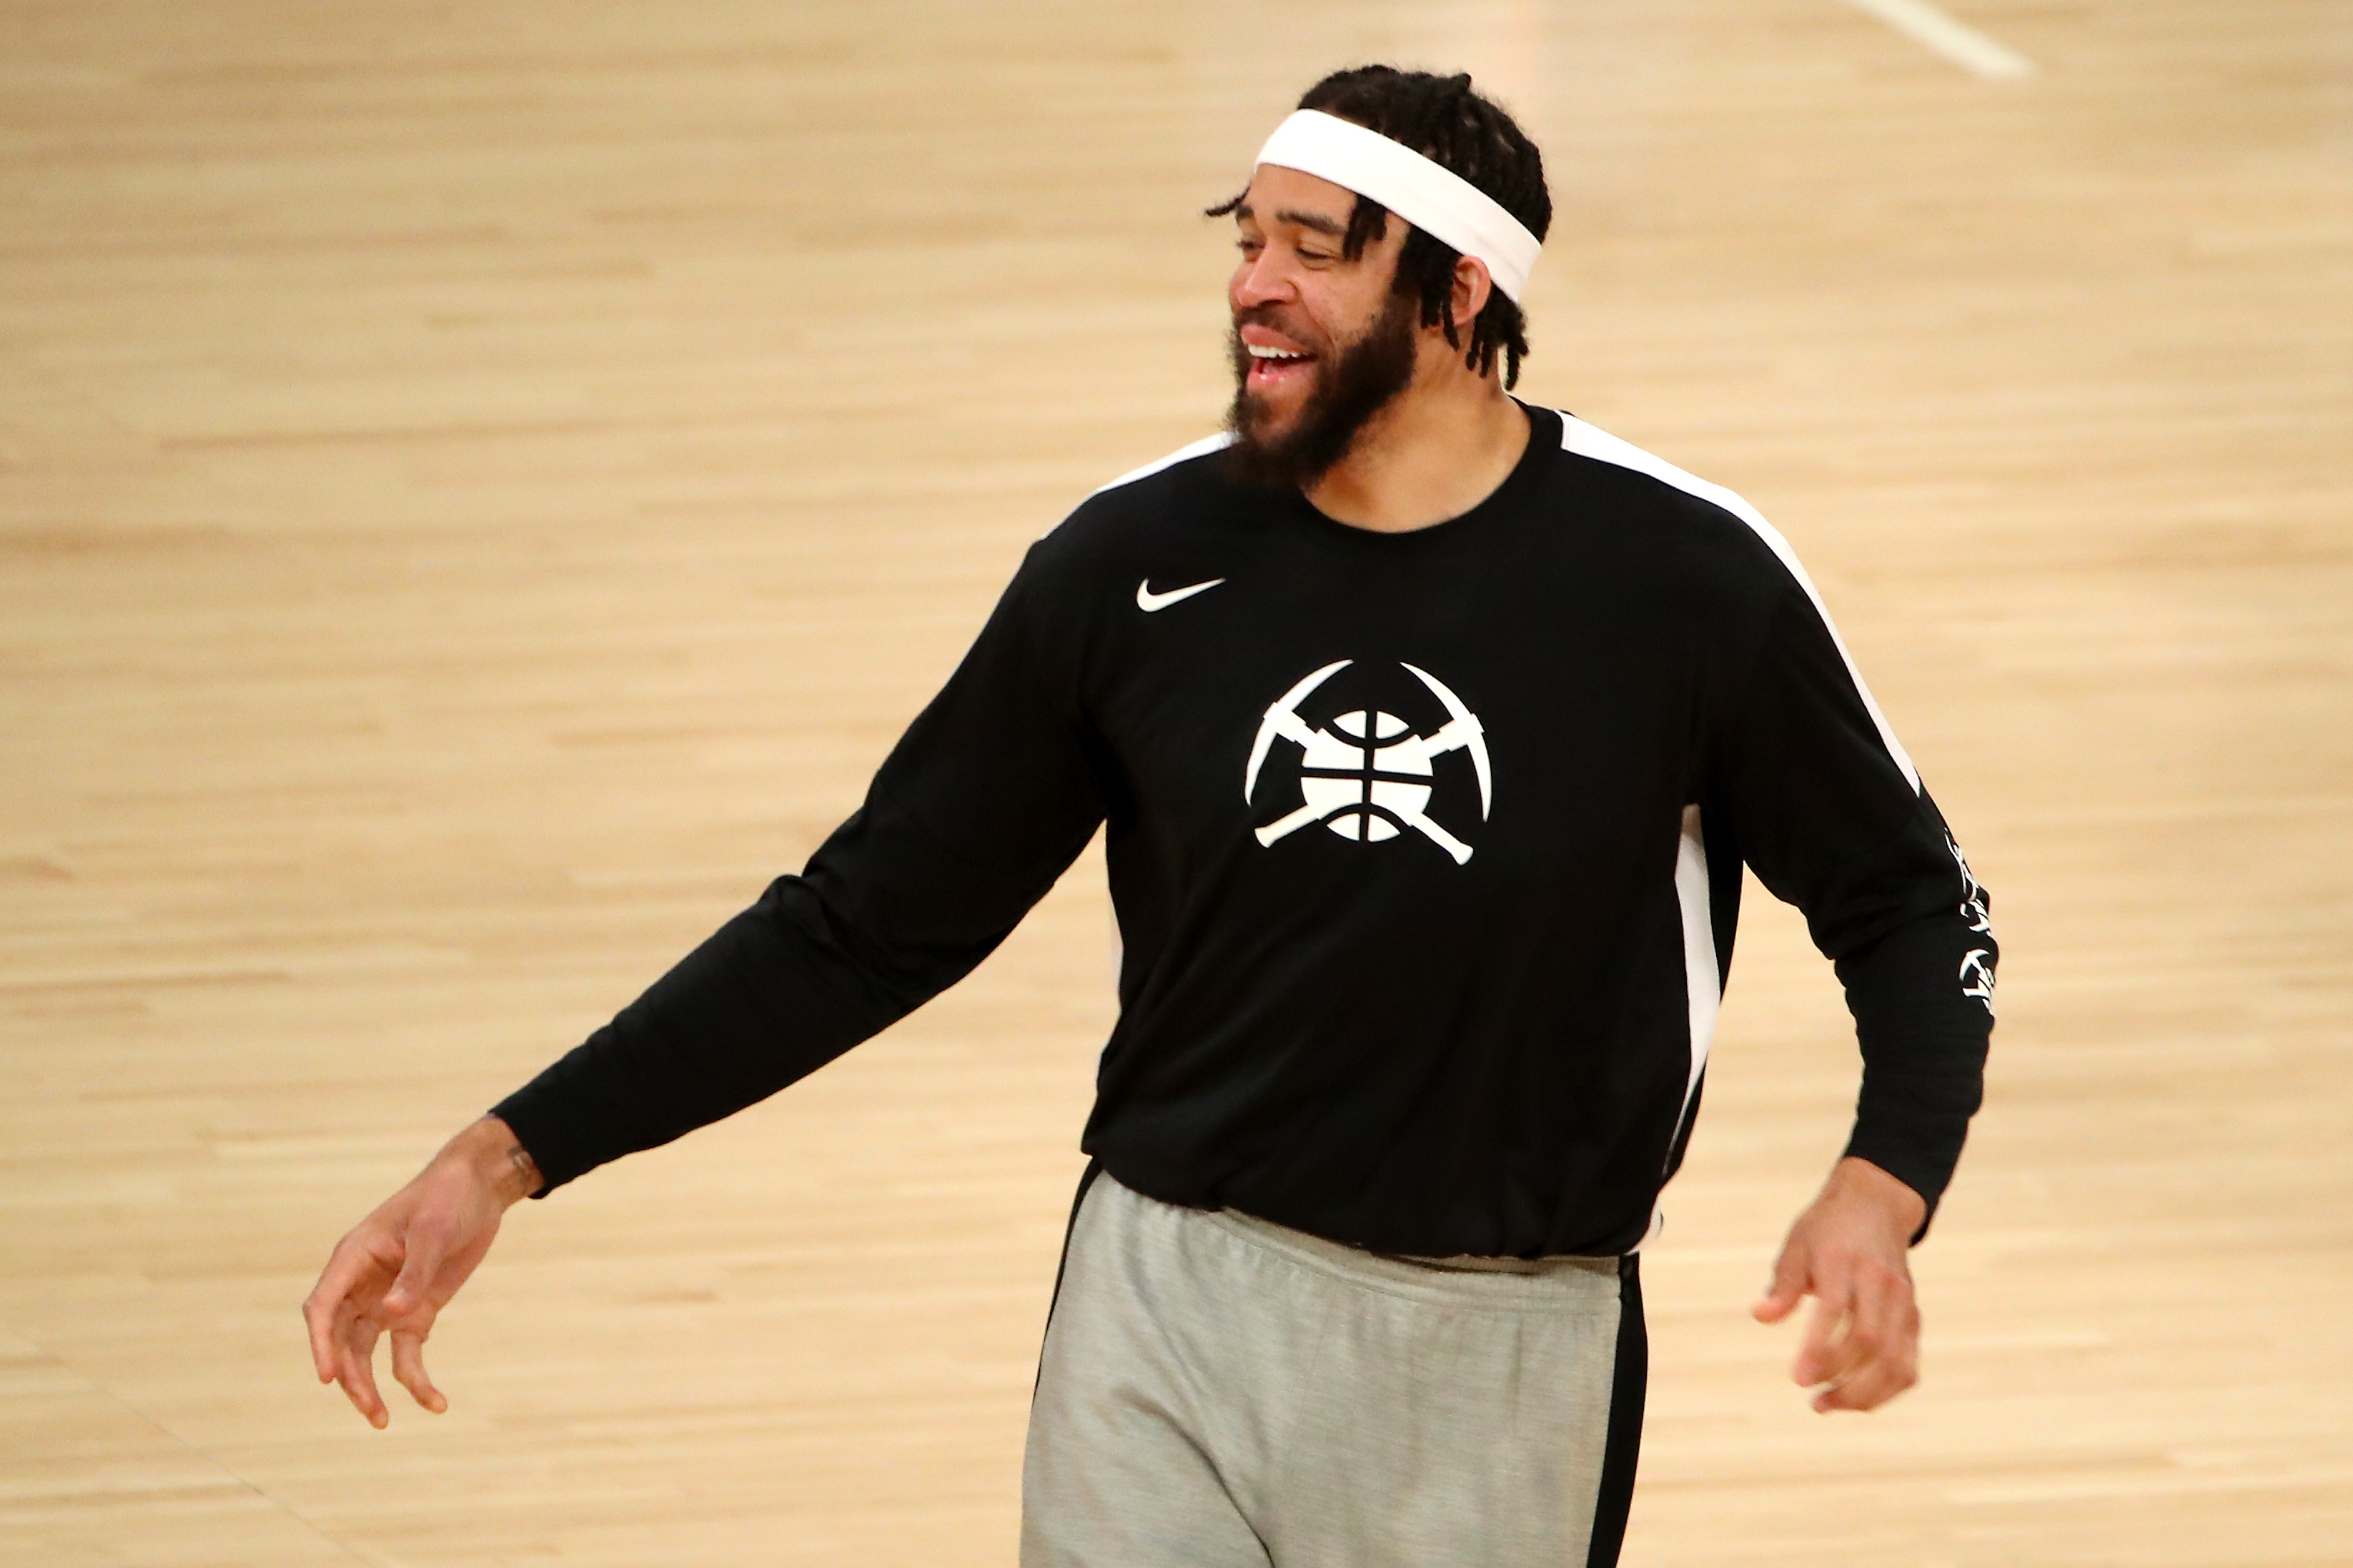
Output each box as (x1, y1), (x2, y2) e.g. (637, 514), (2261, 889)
(1752, 1244), (1809, 1324)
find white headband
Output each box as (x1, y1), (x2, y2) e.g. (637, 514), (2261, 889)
(1251, 109), (1541, 302)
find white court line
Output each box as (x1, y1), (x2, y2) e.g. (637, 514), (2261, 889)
(1840, 0), (2036, 79)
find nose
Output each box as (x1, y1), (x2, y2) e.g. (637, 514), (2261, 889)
(1231, 248), (1294, 312)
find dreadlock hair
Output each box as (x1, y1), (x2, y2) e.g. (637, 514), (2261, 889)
(1209, 66), (1552, 388)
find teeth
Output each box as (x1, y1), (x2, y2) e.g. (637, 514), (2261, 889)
(1247, 344), (1308, 360)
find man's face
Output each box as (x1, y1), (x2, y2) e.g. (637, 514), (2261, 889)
(1224, 164), (1421, 488)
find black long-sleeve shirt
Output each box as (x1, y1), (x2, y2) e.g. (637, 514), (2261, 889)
(494, 405), (1996, 1257)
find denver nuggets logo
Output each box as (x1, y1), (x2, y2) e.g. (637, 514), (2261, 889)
(1243, 660), (1493, 865)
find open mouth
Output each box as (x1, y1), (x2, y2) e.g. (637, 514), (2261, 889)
(1245, 341), (1317, 391)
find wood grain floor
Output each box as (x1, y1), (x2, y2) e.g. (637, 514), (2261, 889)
(4, 1), (2349, 1563)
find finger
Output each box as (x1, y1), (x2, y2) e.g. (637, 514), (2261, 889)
(1793, 1259), (1853, 1388)
(1810, 1271), (1903, 1411)
(389, 1328), (447, 1414)
(336, 1319), (382, 1426)
(1815, 1345), (1913, 1411)
(303, 1294), (338, 1382)
(338, 1313), (388, 1429)
(1751, 1244), (1810, 1324)
(1816, 1276), (1919, 1411)
(322, 1291), (370, 1408)
(304, 1239), (375, 1381)
(1815, 1266), (1891, 1396)
(1816, 1360), (1908, 1411)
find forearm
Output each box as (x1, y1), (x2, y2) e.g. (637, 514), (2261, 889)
(492, 887), (911, 1194)
(492, 803), (1051, 1194)
(1833, 908), (1996, 1236)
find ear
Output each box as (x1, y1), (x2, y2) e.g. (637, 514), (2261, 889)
(1450, 254), (1494, 335)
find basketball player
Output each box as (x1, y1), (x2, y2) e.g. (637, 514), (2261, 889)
(305, 66), (1996, 1567)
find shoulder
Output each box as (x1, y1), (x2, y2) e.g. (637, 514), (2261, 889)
(1542, 412), (1800, 575)
(1527, 409), (1851, 631)
(981, 430), (1242, 648)
(1539, 411), (1922, 789)
(1059, 430), (1235, 538)
(1021, 430), (1239, 579)
(1088, 431), (1237, 501)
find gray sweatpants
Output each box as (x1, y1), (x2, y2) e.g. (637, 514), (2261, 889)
(1021, 1169), (1645, 1567)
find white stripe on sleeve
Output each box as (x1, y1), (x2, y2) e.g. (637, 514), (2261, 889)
(1556, 413), (1922, 793)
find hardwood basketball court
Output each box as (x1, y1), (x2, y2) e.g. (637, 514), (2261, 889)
(4, 1), (2348, 1562)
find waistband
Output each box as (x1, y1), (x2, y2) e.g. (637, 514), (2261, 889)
(1177, 1184), (1621, 1311)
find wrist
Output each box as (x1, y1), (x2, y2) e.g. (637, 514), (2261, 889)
(1827, 1155), (1928, 1246)
(451, 1115), (543, 1206)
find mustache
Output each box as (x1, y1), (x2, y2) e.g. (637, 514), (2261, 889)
(1229, 306), (1325, 352)
(1221, 286), (1420, 490)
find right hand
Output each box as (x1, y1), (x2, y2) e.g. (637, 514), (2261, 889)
(302, 1116), (541, 1428)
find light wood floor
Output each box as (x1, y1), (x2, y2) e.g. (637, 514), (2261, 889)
(4, 1), (2349, 1563)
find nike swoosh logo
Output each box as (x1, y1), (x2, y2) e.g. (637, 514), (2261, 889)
(1136, 577), (1226, 612)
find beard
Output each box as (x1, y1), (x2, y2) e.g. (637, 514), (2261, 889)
(1222, 289), (1420, 490)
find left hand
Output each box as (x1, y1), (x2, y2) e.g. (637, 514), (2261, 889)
(1750, 1156), (1928, 1413)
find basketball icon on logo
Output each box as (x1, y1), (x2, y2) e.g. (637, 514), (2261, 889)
(1244, 660), (1493, 865)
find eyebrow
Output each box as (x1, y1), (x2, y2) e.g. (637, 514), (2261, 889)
(1232, 201), (1349, 238)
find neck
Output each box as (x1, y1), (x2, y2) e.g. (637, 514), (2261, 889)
(1305, 358), (1531, 533)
